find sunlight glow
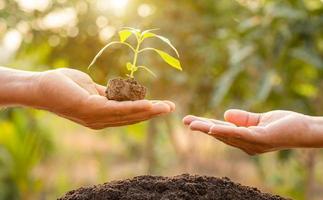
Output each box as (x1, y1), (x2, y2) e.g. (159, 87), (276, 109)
(16, 0), (50, 12)
(0, 0), (5, 10)
(96, 0), (129, 16)
(40, 8), (77, 29)
(3, 29), (22, 51)
(0, 19), (6, 34)
(96, 16), (108, 28)
(110, 0), (128, 11)
(235, 0), (261, 11)
(99, 26), (116, 42)
(137, 4), (154, 18)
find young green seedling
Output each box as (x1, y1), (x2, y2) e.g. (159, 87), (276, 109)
(89, 27), (182, 78)
(88, 27), (182, 101)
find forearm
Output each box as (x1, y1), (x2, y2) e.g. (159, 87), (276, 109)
(0, 67), (40, 107)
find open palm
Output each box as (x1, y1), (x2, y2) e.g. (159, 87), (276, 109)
(183, 110), (316, 155)
(33, 68), (175, 129)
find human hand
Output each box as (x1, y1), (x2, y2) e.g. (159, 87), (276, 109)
(183, 110), (323, 155)
(30, 68), (174, 129)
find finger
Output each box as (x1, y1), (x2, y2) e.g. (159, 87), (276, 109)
(150, 100), (175, 111)
(90, 103), (171, 128)
(81, 84), (99, 95)
(96, 101), (172, 124)
(183, 119), (261, 155)
(183, 115), (196, 125)
(183, 115), (235, 127)
(162, 100), (176, 112)
(105, 100), (154, 115)
(189, 121), (212, 133)
(209, 125), (261, 144)
(60, 70), (98, 95)
(136, 102), (171, 118)
(95, 84), (107, 96)
(186, 120), (260, 155)
(114, 101), (171, 122)
(212, 135), (257, 155)
(224, 109), (261, 127)
(188, 122), (258, 155)
(88, 119), (145, 129)
(83, 96), (153, 116)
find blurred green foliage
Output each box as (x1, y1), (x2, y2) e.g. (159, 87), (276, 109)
(0, 0), (322, 199)
(0, 109), (52, 199)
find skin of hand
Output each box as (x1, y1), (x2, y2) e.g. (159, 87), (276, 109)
(183, 109), (323, 155)
(0, 67), (175, 129)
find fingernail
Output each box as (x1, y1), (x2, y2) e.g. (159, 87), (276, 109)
(182, 115), (196, 125)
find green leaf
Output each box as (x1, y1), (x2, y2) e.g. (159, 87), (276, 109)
(119, 30), (133, 42)
(256, 70), (275, 102)
(155, 35), (180, 57)
(126, 62), (133, 71)
(88, 41), (135, 69)
(141, 32), (180, 57)
(126, 62), (137, 72)
(143, 48), (181, 71)
(211, 64), (243, 106)
(141, 28), (159, 35)
(122, 27), (141, 32)
(292, 48), (323, 69)
(156, 50), (181, 70)
(142, 32), (156, 40)
(138, 66), (157, 77)
(121, 27), (141, 40)
(141, 28), (160, 39)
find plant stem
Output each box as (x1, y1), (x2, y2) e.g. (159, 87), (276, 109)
(130, 38), (141, 78)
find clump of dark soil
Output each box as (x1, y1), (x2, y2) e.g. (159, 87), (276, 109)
(106, 78), (147, 101)
(58, 174), (289, 200)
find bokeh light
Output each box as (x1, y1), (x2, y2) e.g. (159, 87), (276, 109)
(3, 29), (22, 52)
(96, 0), (129, 16)
(16, 0), (50, 12)
(40, 8), (77, 30)
(137, 4), (154, 18)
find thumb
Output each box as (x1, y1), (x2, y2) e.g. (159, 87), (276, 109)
(95, 84), (107, 96)
(224, 109), (261, 127)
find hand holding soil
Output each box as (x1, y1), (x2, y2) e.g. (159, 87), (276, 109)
(0, 67), (175, 129)
(184, 109), (323, 155)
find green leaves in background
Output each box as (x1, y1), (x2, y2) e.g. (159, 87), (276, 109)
(0, 109), (52, 199)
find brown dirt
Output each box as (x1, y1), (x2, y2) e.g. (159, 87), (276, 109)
(58, 174), (290, 200)
(106, 78), (147, 101)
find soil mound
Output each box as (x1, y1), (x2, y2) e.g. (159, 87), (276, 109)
(59, 174), (289, 200)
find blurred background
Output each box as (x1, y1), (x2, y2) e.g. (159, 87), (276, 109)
(0, 0), (323, 199)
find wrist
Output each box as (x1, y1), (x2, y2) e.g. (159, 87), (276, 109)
(306, 115), (323, 147)
(0, 67), (42, 107)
